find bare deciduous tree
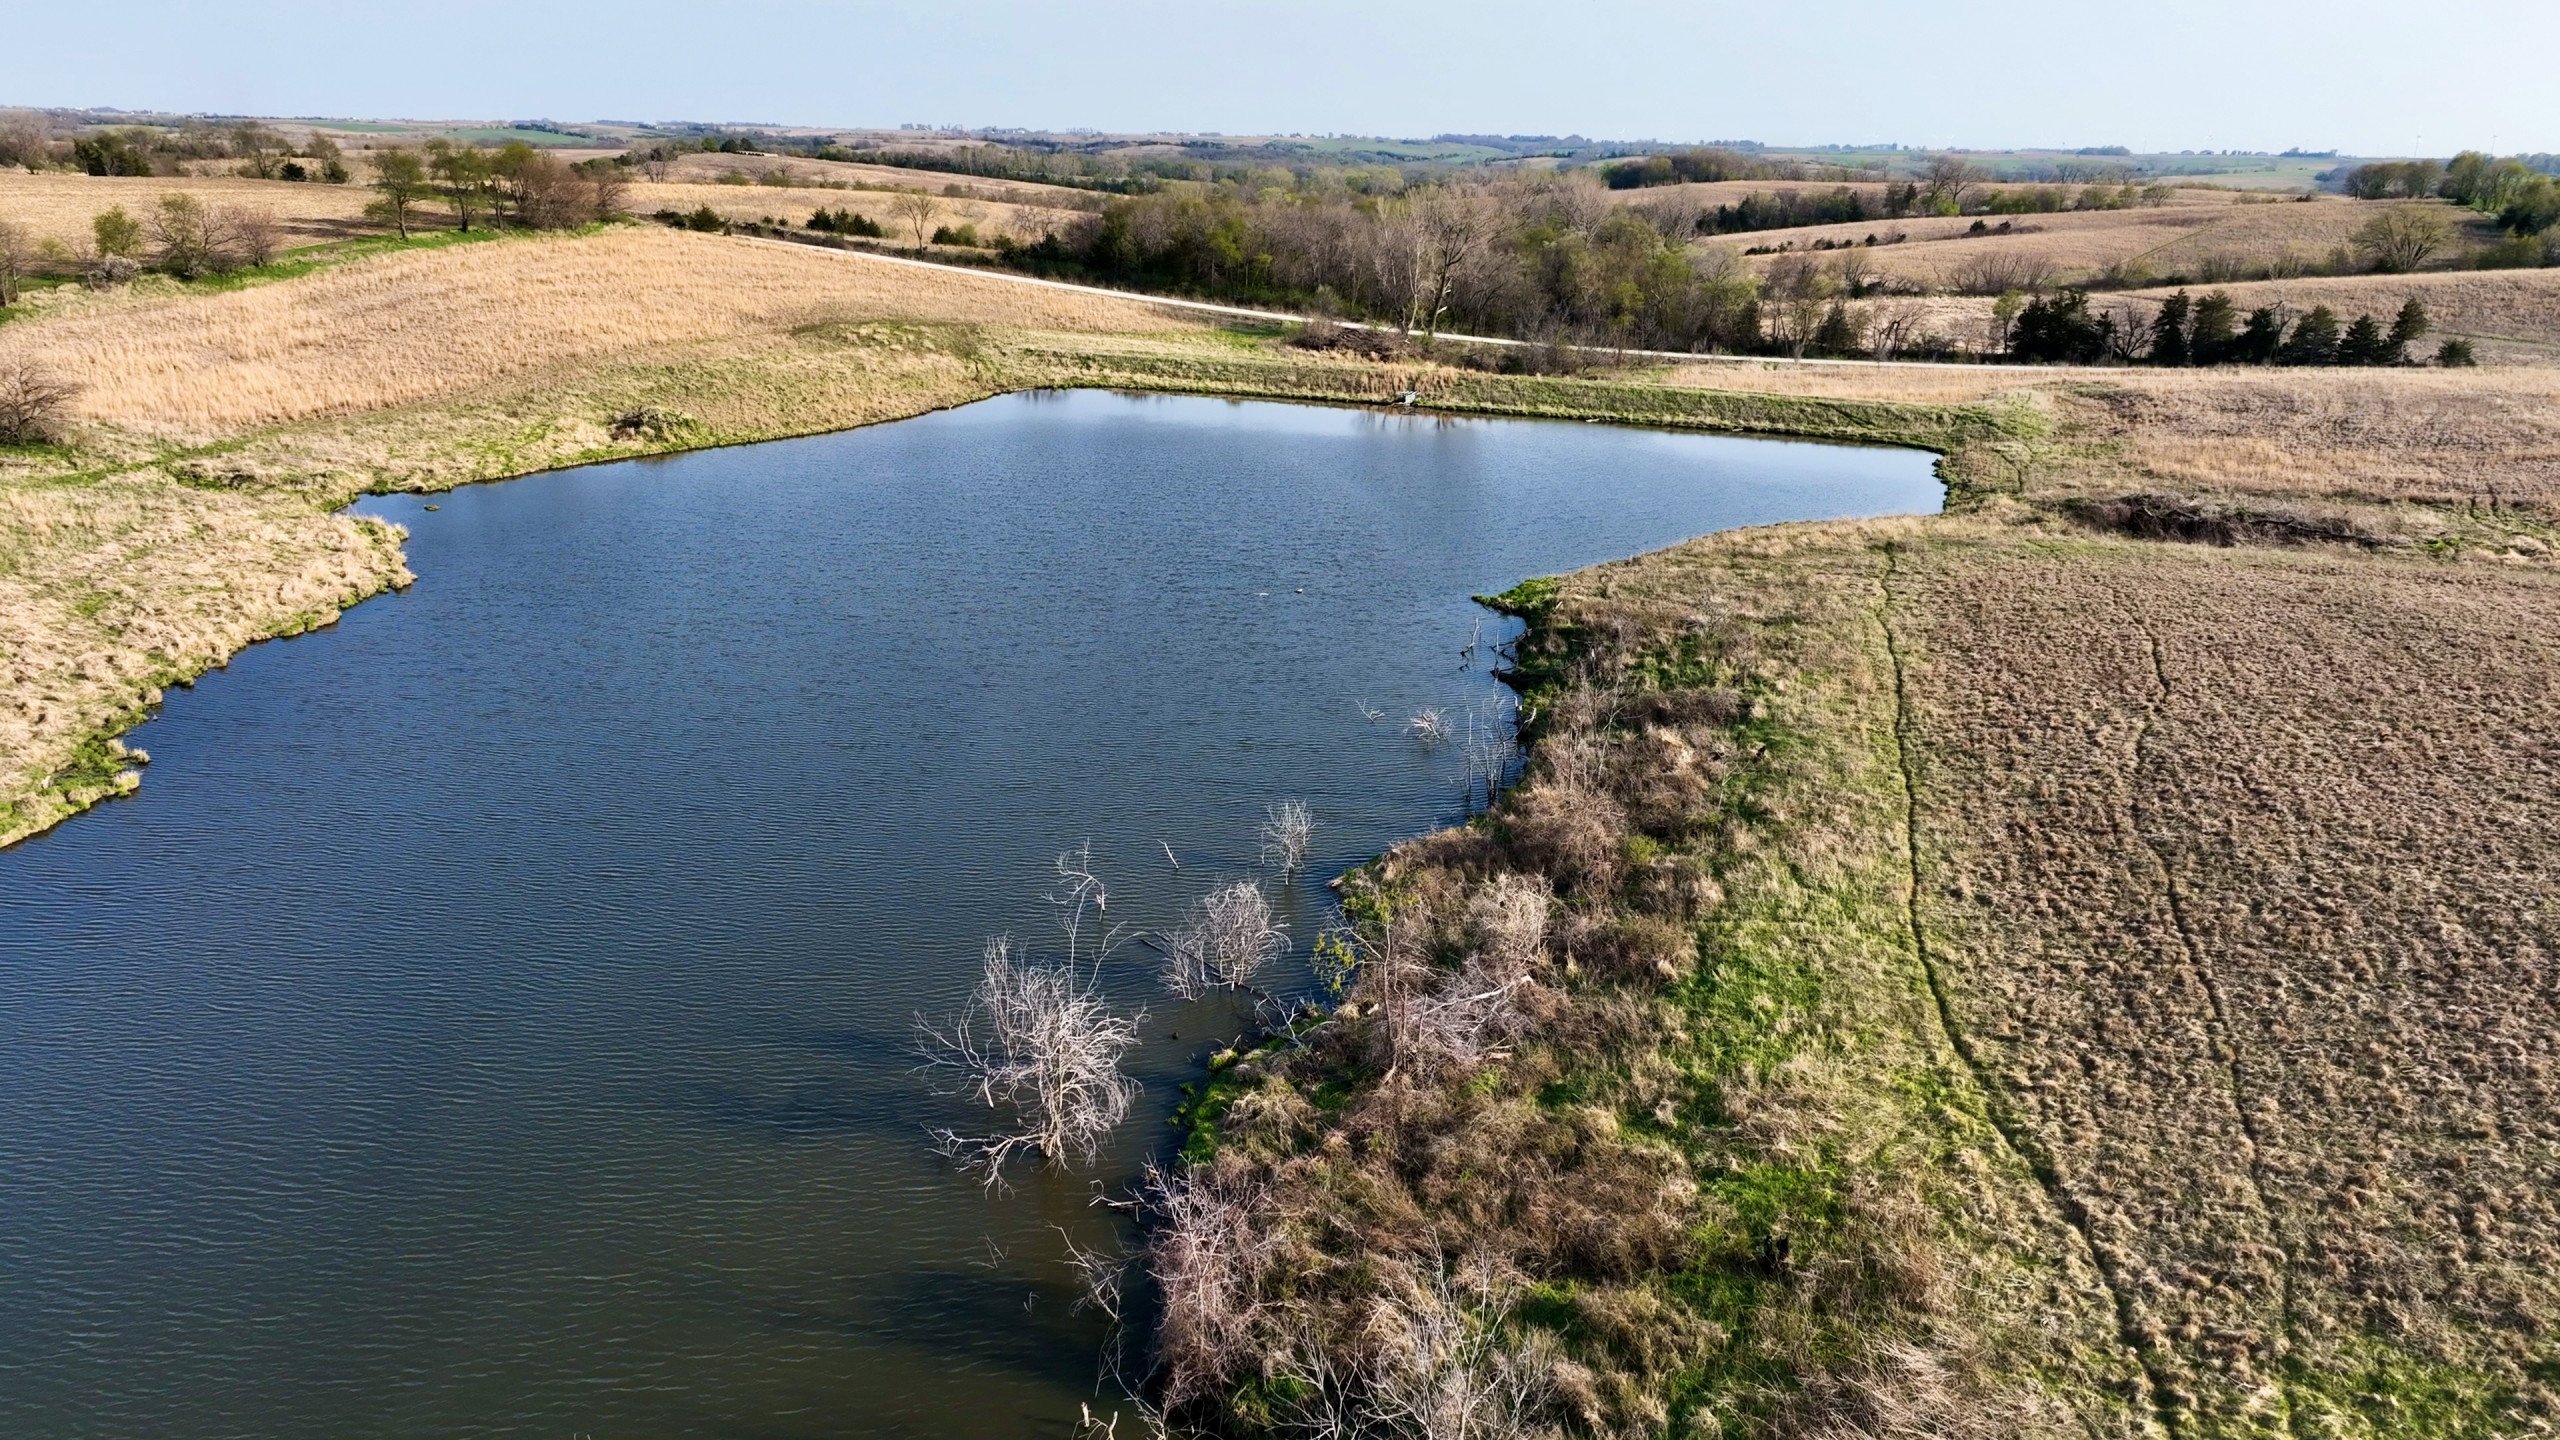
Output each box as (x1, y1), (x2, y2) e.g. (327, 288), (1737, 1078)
(1866, 297), (1934, 361)
(0, 361), (80, 445)
(916, 845), (1144, 1187)
(1763, 253), (1837, 358)
(0, 218), (34, 306)
(1259, 800), (1313, 876)
(1361, 1257), (1560, 1440)
(1161, 879), (1287, 1000)
(1403, 187), (1502, 337)
(1459, 706), (1517, 812)
(1918, 153), (1983, 214)
(1941, 251), (2056, 298)
(0, 109), (51, 172)
(231, 207), (283, 267)
(891, 189), (939, 249)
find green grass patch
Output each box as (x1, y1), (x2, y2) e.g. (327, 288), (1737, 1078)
(2287, 1339), (2533, 1440)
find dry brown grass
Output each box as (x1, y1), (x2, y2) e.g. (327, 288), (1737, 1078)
(626, 180), (1084, 245)
(652, 150), (1099, 210)
(0, 169), (380, 251)
(0, 226), (1188, 439)
(1646, 354), (2560, 512)
(1893, 531), (2560, 1435)
(2043, 366), (2560, 510)
(1644, 353), (2056, 402)
(1724, 199), (2463, 292)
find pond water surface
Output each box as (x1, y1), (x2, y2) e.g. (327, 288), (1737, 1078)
(0, 391), (1939, 1438)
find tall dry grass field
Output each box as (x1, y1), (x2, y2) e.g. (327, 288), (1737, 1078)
(626, 181), (1085, 245)
(1722, 198), (2463, 291)
(2050, 366), (2560, 509)
(0, 170), (380, 251)
(0, 226), (1190, 439)
(652, 150), (1100, 210)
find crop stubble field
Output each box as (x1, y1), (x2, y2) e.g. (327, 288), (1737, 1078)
(3, 219), (2558, 1436)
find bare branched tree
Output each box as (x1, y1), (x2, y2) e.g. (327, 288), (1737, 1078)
(1867, 297), (1934, 361)
(0, 218), (33, 306)
(916, 845), (1143, 1188)
(1459, 706), (1517, 812)
(891, 189), (939, 249)
(1259, 800), (1313, 877)
(1363, 1256), (1560, 1440)
(1404, 187), (1503, 337)
(1407, 707), (1450, 745)
(231, 207), (283, 267)
(0, 360), (79, 445)
(1161, 879), (1288, 1000)
(1918, 153), (1984, 214)
(1143, 1161), (1282, 1415)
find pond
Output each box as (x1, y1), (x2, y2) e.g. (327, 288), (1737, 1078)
(0, 391), (1940, 1438)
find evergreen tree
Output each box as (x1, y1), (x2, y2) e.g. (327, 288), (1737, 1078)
(2232, 306), (2285, 364)
(2008, 291), (2111, 363)
(2277, 305), (2341, 365)
(1810, 299), (1862, 355)
(2188, 291), (2238, 365)
(2384, 298), (2430, 364)
(2338, 312), (2388, 365)
(2148, 290), (2192, 365)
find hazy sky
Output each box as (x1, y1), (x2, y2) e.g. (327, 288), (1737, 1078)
(11, 0), (2557, 155)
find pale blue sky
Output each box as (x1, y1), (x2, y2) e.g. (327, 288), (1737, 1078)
(10, 0), (2556, 155)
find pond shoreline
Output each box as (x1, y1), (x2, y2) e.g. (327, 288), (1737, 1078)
(0, 391), (1944, 1437)
(3, 347), (1986, 850)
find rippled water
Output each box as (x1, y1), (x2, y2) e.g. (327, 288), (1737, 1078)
(0, 391), (1939, 1438)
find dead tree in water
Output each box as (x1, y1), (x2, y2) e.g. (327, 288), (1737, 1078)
(1259, 800), (1313, 877)
(917, 845), (1143, 1187)
(1161, 879), (1288, 1000)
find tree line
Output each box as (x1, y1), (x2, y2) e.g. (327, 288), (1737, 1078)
(998, 175), (1769, 352)
(2007, 289), (2466, 367)
(2338, 151), (2560, 236)
(365, 139), (629, 238)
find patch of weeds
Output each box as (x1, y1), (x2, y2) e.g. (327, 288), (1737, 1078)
(1174, 1073), (1247, 1166)
(607, 405), (697, 443)
(2287, 1339), (2527, 1440)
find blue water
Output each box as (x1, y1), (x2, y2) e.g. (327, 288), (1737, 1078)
(0, 391), (1939, 1438)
